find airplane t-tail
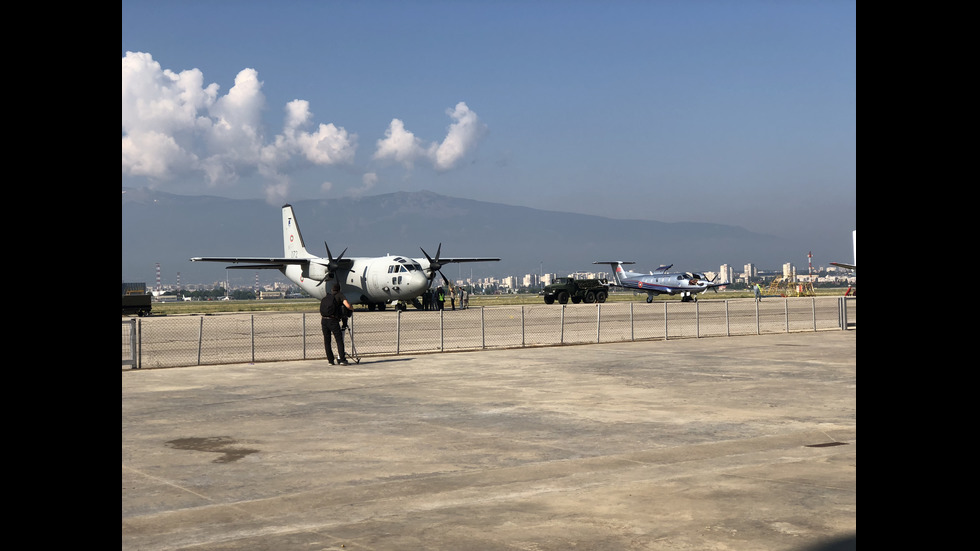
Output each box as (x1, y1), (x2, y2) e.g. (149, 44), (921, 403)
(191, 204), (499, 310)
(593, 261), (728, 303)
(829, 230), (856, 271)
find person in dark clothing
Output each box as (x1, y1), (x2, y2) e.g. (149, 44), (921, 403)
(320, 283), (353, 365)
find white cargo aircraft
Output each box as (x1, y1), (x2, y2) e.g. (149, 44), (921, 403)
(191, 204), (500, 310)
(593, 261), (728, 303)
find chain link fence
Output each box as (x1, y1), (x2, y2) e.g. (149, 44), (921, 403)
(123, 297), (855, 370)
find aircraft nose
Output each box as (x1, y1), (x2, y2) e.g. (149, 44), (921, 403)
(411, 271), (428, 289)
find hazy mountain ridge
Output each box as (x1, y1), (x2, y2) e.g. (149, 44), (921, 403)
(122, 188), (797, 285)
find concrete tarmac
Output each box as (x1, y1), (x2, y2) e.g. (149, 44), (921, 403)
(122, 330), (856, 551)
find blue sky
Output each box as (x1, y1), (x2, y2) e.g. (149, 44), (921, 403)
(122, 1), (855, 261)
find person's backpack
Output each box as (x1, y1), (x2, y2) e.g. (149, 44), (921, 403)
(320, 293), (340, 318)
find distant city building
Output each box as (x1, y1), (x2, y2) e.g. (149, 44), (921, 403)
(720, 264), (735, 285)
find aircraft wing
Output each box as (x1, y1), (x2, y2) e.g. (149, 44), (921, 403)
(435, 257), (500, 264)
(634, 281), (673, 293)
(606, 279), (671, 293)
(190, 257), (306, 269)
(830, 262), (856, 270)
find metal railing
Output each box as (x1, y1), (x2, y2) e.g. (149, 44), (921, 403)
(123, 297), (855, 370)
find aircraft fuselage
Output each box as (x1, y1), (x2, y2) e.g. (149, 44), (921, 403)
(594, 261), (725, 303)
(285, 255), (430, 306)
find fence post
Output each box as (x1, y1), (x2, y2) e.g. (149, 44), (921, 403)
(251, 314), (255, 363)
(521, 306), (526, 347)
(630, 302), (634, 341)
(696, 301), (700, 338)
(756, 299), (761, 335)
(197, 316), (203, 365)
(839, 297), (848, 330)
(664, 301), (668, 340)
(123, 319), (137, 369)
(396, 309), (401, 354)
(784, 298), (789, 333)
(137, 318), (142, 369)
(596, 303), (601, 343)
(302, 313), (307, 359)
(560, 304), (565, 344)
(725, 300), (730, 337)
(812, 298), (817, 332)
(481, 306), (486, 349)
(439, 309), (444, 351)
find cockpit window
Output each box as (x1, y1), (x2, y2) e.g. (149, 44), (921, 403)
(392, 258), (420, 271)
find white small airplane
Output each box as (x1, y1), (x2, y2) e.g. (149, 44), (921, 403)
(594, 261), (728, 303)
(191, 204), (500, 310)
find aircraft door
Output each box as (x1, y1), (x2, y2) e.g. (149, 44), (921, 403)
(368, 262), (391, 299)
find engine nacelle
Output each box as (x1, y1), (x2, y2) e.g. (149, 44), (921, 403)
(305, 262), (330, 282)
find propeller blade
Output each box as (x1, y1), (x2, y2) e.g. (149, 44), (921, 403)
(317, 242), (348, 287)
(420, 243), (443, 280)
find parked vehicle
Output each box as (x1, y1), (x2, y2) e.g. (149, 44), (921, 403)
(122, 282), (152, 317)
(541, 277), (609, 304)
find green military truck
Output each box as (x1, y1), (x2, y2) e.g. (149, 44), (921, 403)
(541, 277), (609, 304)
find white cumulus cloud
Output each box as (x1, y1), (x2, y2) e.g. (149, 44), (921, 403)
(374, 102), (487, 171)
(122, 51), (357, 201)
(123, 52), (487, 201)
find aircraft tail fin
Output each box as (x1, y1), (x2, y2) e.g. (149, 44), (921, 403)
(593, 261), (636, 286)
(282, 204), (313, 259)
(851, 230), (856, 267)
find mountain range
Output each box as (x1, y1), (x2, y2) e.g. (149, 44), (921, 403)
(122, 187), (803, 287)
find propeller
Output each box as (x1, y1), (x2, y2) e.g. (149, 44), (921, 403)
(419, 243), (444, 283)
(315, 242), (348, 287)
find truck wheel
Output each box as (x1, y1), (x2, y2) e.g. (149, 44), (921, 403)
(557, 291), (569, 304)
(584, 291), (595, 303)
(596, 290), (607, 303)
(544, 295), (555, 304)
